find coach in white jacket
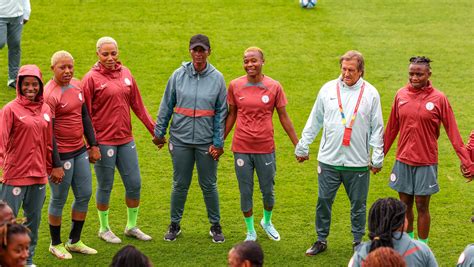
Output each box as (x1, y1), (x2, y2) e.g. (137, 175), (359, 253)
(295, 50), (384, 256)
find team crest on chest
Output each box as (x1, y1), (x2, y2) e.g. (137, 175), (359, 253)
(261, 95), (269, 104)
(124, 78), (131, 86)
(425, 102), (434, 111)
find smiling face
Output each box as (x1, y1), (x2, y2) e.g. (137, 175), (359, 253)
(52, 56), (74, 86)
(408, 63), (431, 89)
(340, 59), (362, 86)
(97, 43), (119, 70)
(0, 233), (30, 267)
(243, 50), (264, 79)
(21, 76), (40, 102)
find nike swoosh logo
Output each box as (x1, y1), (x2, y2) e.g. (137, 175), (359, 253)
(131, 145), (136, 149)
(85, 156), (89, 159)
(429, 184), (437, 188)
(239, 97), (245, 100)
(19, 115), (26, 120)
(265, 162), (272, 166)
(99, 83), (107, 90)
(39, 186), (45, 190)
(61, 103), (68, 108)
(399, 101), (408, 106)
(358, 173), (365, 177)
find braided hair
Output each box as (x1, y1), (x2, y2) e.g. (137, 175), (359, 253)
(368, 198), (407, 252)
(409, 56), (432, 69)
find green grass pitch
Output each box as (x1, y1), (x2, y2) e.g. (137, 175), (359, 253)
(1, 0), (473, 266)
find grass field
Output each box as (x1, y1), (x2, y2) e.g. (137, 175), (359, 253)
(1, 0), (473, 266)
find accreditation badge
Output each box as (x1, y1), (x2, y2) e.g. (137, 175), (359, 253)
(342, 127), (353, 146)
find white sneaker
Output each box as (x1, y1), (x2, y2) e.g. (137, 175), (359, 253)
(65, 240), (98, 254)
(49, 243), (72, 259)
(124, 226), (152, 241)
(260, 218), (281, 241)
(98, 229), (122, 244)
(245, 231), (257, 241)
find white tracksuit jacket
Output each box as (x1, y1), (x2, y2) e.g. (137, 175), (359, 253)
(295, 77), (384, 168)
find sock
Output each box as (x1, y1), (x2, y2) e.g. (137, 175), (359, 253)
(98, 209), (110, 232)
(69, 220), (85, 244)
(49, 224), (62, 246)
(407, 231), (414, 239)
(263, 209), (272, 224)
(244, 215), (255, 233)
(418, 237), (429, 244)
(126, 206), (139, 230)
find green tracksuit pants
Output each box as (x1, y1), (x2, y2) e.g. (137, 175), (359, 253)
(169, 141), (220, 224)
(316, 162), (369, 242)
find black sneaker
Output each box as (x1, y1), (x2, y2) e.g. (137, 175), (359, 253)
(209, 223), (225, 243)
(352, 241), (361, 251)
(164, 222), (181, 241)
(305, 240), (327, 256)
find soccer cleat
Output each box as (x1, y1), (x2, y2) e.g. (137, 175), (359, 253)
(305, 240), (327, 256)
(98, 229), (122, 244)
(65, 240), (98, 254)
(244, 231), (257, 242)
(164, 222), (181, 241)
(259, 218), (280, 241)
(124, 226), (152, 241)
(352, 241), (361, 251)
(7, 79), (15, 89)
(209, 223), (225, 243)
(49, 243), (72, 259)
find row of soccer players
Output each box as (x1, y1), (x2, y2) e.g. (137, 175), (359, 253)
(1, 34), (473, 265)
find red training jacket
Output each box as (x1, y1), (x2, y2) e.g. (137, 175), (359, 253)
(0, 65), (52, 186)
(81, 62), (155, 145)
(384, 81), (473, 172)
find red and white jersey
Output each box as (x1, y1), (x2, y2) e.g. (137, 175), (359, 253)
(44, 78), (85, 153)
(0, 65), (51, 186)
(227, 75), (287, 153)
(384, 81), (472, 167)
(81, 62), (155, 145)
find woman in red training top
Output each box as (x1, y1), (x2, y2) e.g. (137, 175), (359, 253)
(44, 50), (101, 260)
(0, 64), (63, 266)
(384, 56), (474, 244)
(81, 37), (155, 243)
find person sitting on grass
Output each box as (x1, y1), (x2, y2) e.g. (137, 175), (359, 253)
(349, 197), (437, 267)
(110, 245), (152, 267)
(359, 247), (406, 267)
(0, 223), (31, 267)
(228, 241), (264, 267)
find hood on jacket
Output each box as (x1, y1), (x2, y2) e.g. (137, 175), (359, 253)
(16, 64), (44, 102)
(92, 61), (123, 76)
(182, 61), (215, 78)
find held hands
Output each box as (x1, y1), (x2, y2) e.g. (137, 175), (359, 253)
(296, 155), (309, 163)
(152, 136), (167, 150)
(369, 162), (382, 175)
(208, 145), (224, 161)
(88, 146), (101, 164)
(461, 164), (473, 182)
(50, 167), (65, 184)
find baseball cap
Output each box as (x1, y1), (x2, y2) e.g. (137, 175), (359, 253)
(189, 34), (210, 50)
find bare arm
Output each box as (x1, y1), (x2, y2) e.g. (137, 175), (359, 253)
(276, 106), (298, 147)
(224, 104), (237, 140)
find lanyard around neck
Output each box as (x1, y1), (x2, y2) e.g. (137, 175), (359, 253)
(336, 82), (365, 128)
